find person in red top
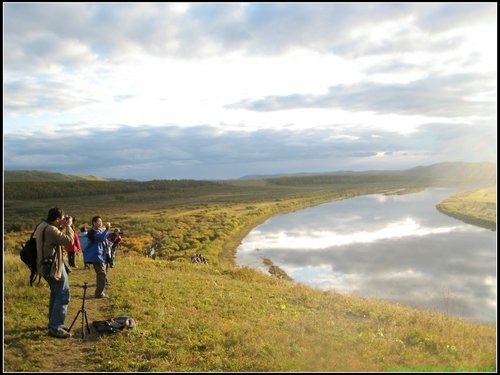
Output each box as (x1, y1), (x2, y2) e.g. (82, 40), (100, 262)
(64, 217), (81, 268)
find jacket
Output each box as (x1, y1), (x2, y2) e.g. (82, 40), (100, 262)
(108, 233), (122, 249)
(83, 227), (109, 264)
(35, 221), (74, 281)
(78, 231), (89, 253)
(65, 231), (81, 253)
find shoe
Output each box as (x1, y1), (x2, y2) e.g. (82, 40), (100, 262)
(48, 325), (70, 331)
(95, 293), (109, 299)
(49, 327), (71, 339)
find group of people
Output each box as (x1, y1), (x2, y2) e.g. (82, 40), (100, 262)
(66, 223), (122, 271)
(34, 207), (122, 339)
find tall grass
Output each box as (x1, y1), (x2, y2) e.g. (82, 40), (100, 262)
(3, 253), (496, 372)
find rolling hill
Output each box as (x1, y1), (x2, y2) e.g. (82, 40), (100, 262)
(3, 170), (108, 182)
(4, 161), (496, 184)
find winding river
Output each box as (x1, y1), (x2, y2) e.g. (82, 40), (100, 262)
(236, 187), (496, 324)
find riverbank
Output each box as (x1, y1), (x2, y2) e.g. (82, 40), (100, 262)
(232, 186), (497, 324)
(436, 186), (496, 231)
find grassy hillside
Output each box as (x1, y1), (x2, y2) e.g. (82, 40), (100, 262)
(405, 162), (496, 184)
(436, 186), (497, 231)
(240, 162), (497, 184)
(3, 254), (496, 372)
(3, 167), (497, 372)
(4, 170), (107, 182)
(5, 161), (496, 184)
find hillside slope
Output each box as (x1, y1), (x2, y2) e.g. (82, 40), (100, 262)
(436, 186), (497, 231)
(3, 254), (496, 372)
(405, 162), (496, 183)
(3, 170), (107, 182)
(5, 161), (496, 183)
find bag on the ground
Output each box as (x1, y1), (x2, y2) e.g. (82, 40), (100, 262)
(20, 222), (46, 286)
(92, 315), (136, 334)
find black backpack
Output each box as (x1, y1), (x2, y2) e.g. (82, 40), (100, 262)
(20, 222), (47, 286)
(87, 228), (96, 243)
(92, 315), (136, 334)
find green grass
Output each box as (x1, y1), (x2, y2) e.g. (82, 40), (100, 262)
(436, 186), (496, 230)
(3, 175), (497, 372)
(3, 254), (496, 372)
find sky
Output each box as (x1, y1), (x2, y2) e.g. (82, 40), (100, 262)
(3, 2), (497, 180)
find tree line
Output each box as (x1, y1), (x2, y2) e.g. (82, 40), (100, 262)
(4, 180), (224, 200)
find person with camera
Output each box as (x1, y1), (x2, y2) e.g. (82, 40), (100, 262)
(83, 215), (111, 299)
(106, 228), (122, 269)
(35, 207), (75, 339)
(64, 216), (81, 268)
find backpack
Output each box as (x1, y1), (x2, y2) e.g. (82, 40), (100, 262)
(87, 228), (96, 243)
(20, 222), (47, 286)
(92, 315), (136, 334)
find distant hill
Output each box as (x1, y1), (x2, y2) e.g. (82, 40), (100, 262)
(4, 162), (496, 184)
(403, 162), (496, 182)
(241, 162), (496, 183)
(3, 170), (108, 182)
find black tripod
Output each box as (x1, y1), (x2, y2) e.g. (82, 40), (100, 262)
(69, 282), (91, 339)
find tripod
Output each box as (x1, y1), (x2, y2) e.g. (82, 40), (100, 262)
(69, 282), (91, 339)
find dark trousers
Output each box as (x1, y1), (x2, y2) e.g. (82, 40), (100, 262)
(67, 252), (76, 267)
(92, 263), (107, 297)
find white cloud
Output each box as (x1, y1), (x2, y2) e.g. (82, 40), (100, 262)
(3, 2), (497, 179)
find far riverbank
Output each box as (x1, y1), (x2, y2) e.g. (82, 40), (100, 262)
(436, 186), (496, 231)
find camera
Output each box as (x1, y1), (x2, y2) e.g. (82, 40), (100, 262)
(42, 257), (54, 277)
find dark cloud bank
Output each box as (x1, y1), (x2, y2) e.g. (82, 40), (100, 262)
(4, 122), (495, 181)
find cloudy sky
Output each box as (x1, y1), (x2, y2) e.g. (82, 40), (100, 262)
(3, 2), (497, 180)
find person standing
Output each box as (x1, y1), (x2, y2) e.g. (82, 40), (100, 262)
(83, 216), (111, 298)
(64, 217), (81, 268)
(35, 207), (75, 339)
(78, 226), (90, 269)
(107, 229), (122, 269)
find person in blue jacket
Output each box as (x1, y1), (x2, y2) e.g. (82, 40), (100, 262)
(78, 226), (91, 269)
(84, 216), (111, 298)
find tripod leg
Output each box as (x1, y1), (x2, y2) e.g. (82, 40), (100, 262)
(84, 311), (91, 333)
(69, 310), (81, 331)
(81, 311), (85, 339)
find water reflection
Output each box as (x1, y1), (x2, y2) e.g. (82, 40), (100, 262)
(236, 188), (496, 324)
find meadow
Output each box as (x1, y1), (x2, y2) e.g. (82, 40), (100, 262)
(3, 168), (497, 372)
(437, 186), (497, 231)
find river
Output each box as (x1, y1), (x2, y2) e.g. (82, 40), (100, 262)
(236, 187), (496, 324)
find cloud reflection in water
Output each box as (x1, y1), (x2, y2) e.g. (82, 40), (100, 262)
(240, 217), (474, 250)
(236, 189), (496, 323)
